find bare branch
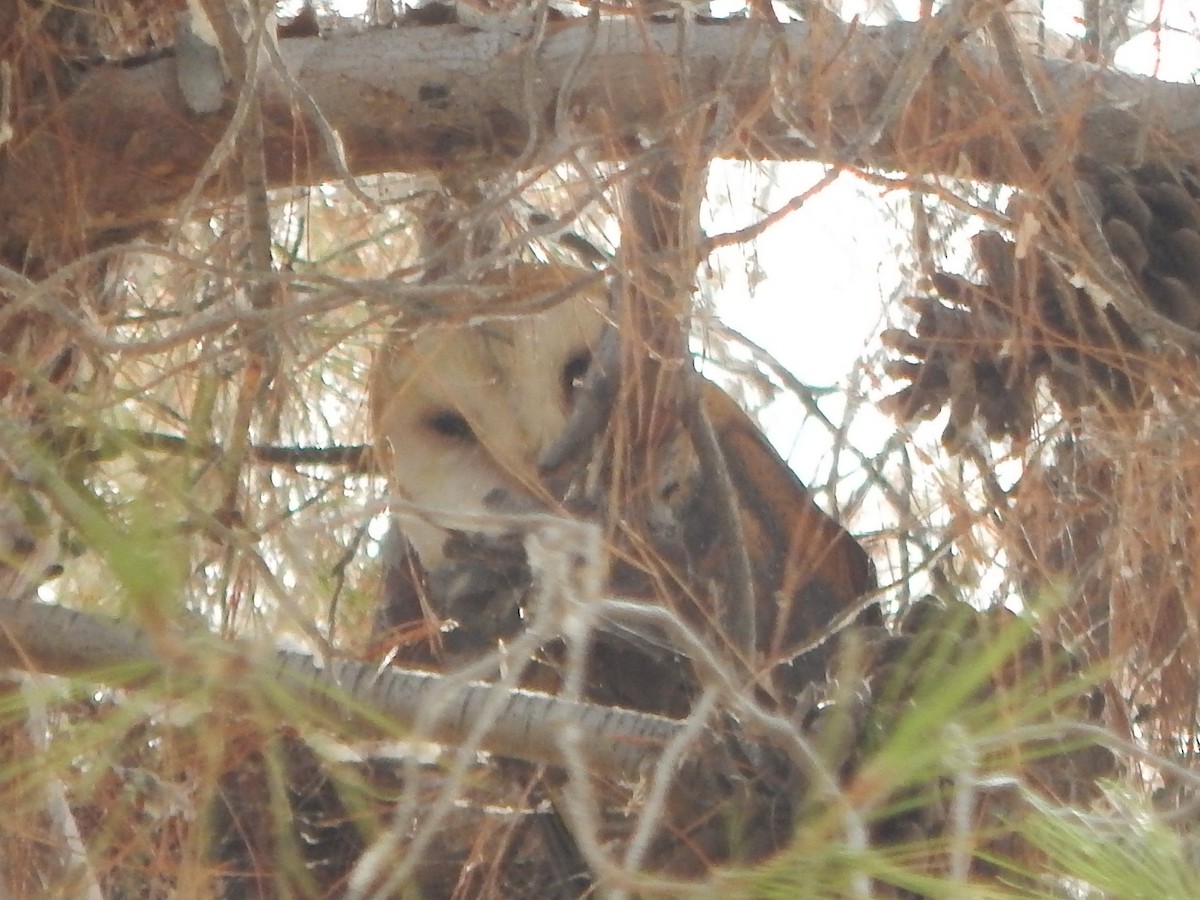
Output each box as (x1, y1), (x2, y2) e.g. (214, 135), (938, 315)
(0, 594), (682, 778)
(5, 19), (1197, 253)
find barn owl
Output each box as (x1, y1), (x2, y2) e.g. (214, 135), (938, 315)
(370, 263), (875, 706)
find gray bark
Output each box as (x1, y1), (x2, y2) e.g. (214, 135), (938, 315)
(3, 18), (1197, 254)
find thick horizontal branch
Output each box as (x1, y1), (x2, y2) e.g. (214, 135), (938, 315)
(0, 595), (677, 777)
(3, 17), (1198, 253)
(274, 650), (680, 777)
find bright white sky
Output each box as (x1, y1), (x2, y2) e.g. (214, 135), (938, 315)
(700, 165), (901, 479)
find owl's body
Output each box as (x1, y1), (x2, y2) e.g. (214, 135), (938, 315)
(370, 264), (874, 708)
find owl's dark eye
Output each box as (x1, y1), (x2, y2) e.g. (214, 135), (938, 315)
(425, 409), (476, 443)
(561, 350), (592, 405)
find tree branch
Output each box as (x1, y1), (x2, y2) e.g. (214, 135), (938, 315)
(0, 594), (680, 778)
(60, 426), (372, 471)
(3, 18), (1196, 255)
